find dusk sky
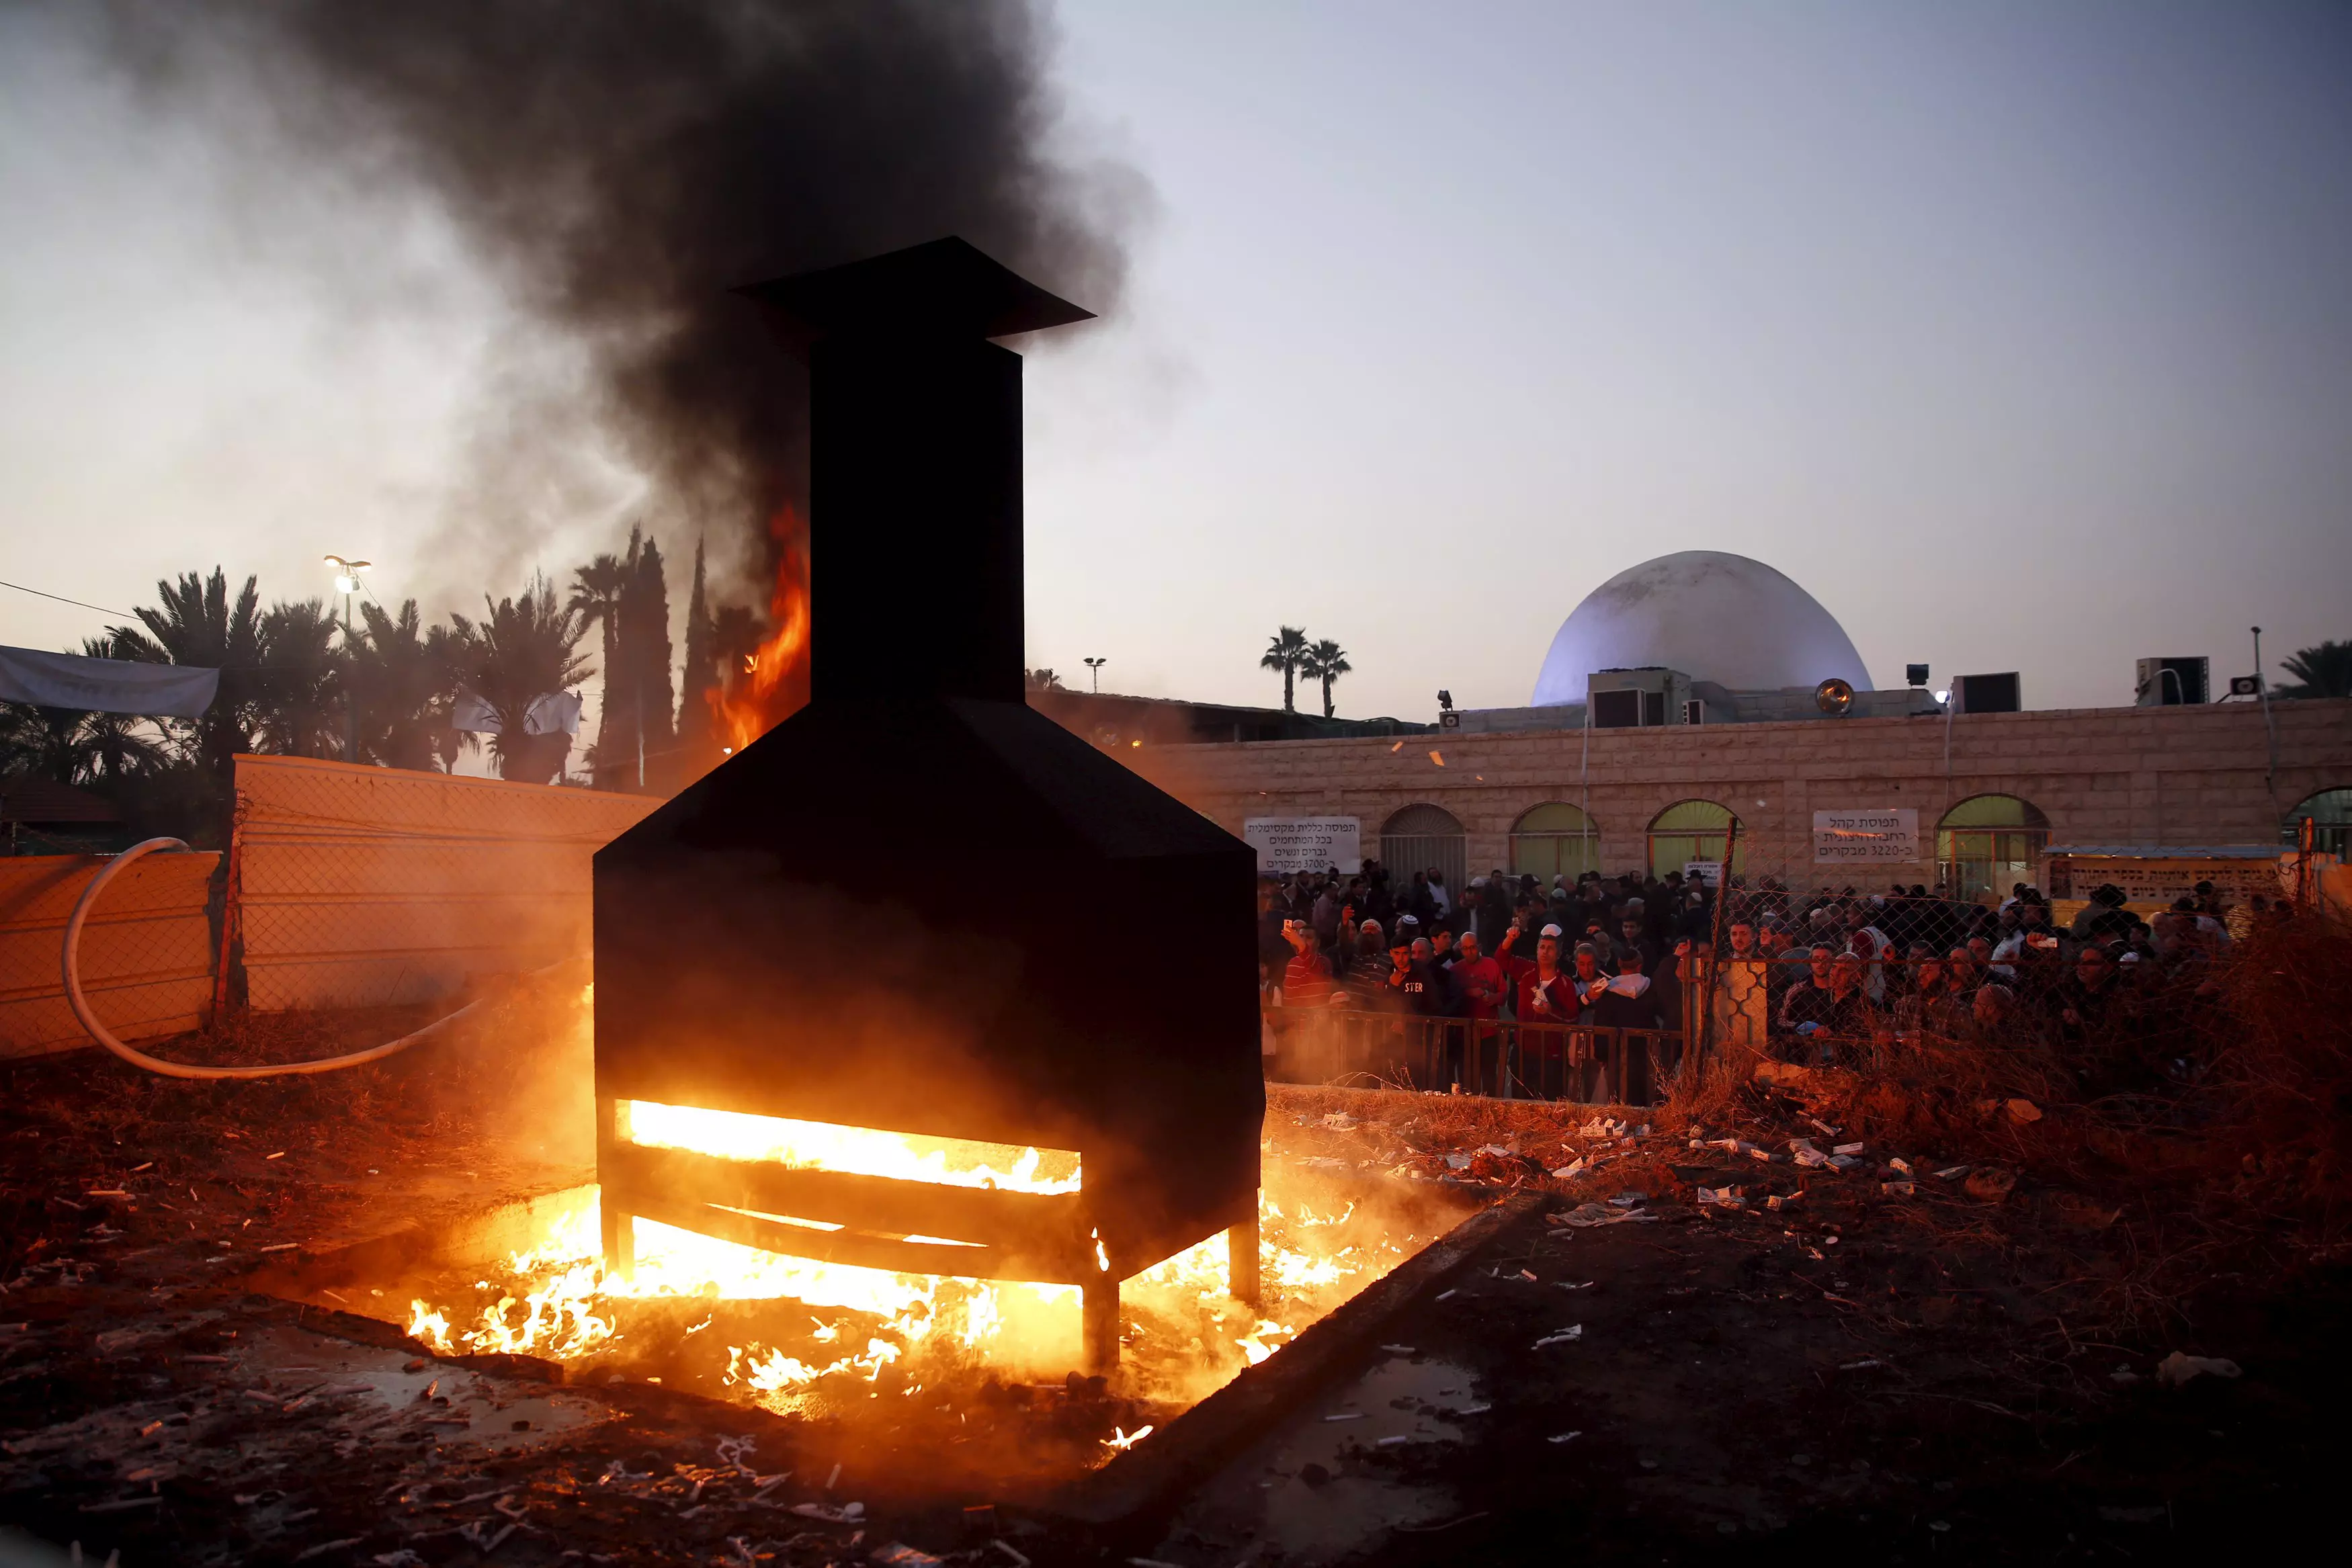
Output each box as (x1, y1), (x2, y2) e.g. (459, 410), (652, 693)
(3, 1), (2347, 728)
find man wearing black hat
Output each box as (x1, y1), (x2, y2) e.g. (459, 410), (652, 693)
(2071, 884), (2137, 946)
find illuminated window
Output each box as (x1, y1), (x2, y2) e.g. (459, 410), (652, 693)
(1511, 802), (1601, 881)
(1936, 795), (2049, 903)
(2283, 787), (2352, 859)
(1646, 799), (1741, 879)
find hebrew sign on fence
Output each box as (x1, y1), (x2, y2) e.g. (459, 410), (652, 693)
(1812, 808), (1919, 865)
(237, 756), (660, 1011)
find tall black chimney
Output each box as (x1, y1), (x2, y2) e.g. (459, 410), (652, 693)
(591, 240), (1262, 1374)
(743, 237), (1091, 703)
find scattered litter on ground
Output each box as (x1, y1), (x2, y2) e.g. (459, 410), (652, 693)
(1966, 1169), (2019, 1203)
(1552, 1202), (1661, 1227)
(2154, 1352), (2242, 1387)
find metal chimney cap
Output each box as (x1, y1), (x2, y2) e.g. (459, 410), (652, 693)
(741, 236), (1094, 341)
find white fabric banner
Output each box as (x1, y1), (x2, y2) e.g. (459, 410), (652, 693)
(523, 691), (583, 736)
(0, 644), (219, 718)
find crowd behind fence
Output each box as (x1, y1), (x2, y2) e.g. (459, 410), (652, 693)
(1259, 841), (2322, 1105)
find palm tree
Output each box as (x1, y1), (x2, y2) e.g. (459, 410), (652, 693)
(351, 599), (470, 772)
(106, 568), (269, 831)
(568, 551), (630, 785)
(1260, 625), (1310, 713)
(2278, 640), (2352, 699)
(0, 699), (165, 781)
(450, 575), (592, 785)
(1302, 638), (1353, 719)
(253, 599), (345, 758)
(1025, 668), (1066, 692)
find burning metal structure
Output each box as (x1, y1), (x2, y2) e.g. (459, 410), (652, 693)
(591, 239), (1264, 1373)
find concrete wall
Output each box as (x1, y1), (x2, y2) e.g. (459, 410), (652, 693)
(1130, 698), (2352, 886)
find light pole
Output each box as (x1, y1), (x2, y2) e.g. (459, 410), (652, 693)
(324, 554), (372, 761)
(1083, 656), (1107, 693)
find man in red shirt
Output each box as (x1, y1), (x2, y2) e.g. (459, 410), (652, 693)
(1493, 921), (1575, 1015)
(1279, 920), (1333, 1007)
(1446, 930), (1509, 1094)
(1495, 921), (1579, 1097)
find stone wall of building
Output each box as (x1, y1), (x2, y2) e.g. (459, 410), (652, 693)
(1128, 698), (2352, 885)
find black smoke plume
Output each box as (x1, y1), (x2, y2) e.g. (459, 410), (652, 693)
(59, 0), (1136, 590)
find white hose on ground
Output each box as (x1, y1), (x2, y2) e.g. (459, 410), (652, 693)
(62, 835), (566, 1080)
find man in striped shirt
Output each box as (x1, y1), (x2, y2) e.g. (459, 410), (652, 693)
(1280, 920), (1333, 1007)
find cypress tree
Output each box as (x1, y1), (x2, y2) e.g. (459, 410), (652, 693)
(677, 535), (718, 775)
(625, 534), (676, 789)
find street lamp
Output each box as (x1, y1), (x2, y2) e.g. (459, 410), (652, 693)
(1083, 656), (1107, 693)
(324, 555), (372, 760)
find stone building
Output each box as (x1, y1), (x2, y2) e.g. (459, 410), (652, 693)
(1133, 696), (2352, 901)
(1115, 552), (2352, 902)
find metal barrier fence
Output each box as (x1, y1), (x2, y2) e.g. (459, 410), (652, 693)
(1262, 924), (2266, 1105)
(1266, 1009), (1685, 1105)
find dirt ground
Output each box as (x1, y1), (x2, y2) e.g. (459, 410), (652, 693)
(2, 998), (2344, 1565)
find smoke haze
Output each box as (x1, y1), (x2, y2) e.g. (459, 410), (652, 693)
(40, 0), (1137, 605)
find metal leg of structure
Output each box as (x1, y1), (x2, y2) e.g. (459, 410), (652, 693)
(1228, 1216), (1262, 1307)
(596, 1096), (634, 1276)
(601, 1200), (635, 1276)
(1082, 1278), (1122, 1375)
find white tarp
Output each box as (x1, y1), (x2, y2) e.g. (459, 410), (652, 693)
(1245, 816), (1361, 874)
(450, 690), (501, 733)
(452, 690), (582, 736)
(0, 644), (218, 718)
(1813, 808), (1919, 864)
(524, 690), (583, 736)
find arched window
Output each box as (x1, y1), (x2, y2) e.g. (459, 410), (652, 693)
(1380, 804), (1467, 910)
(2283, 787), (2352, 859)
(1511, 802), (1600, 883)
(1646, 800), (1741, 880)
(1936, 794), (2050, 903)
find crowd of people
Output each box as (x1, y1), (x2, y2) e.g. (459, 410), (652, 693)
(1259, 859), (2287, 1096)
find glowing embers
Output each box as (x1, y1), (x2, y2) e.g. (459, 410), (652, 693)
(621, 1100), (1080, 1196)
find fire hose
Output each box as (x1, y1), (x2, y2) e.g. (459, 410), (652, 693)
(61, 836), (556, 1080)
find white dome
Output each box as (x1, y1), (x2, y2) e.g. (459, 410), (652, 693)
(1530, 551), (1873, 705)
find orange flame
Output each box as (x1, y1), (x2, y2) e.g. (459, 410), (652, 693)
(706, 507), (810, 754)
